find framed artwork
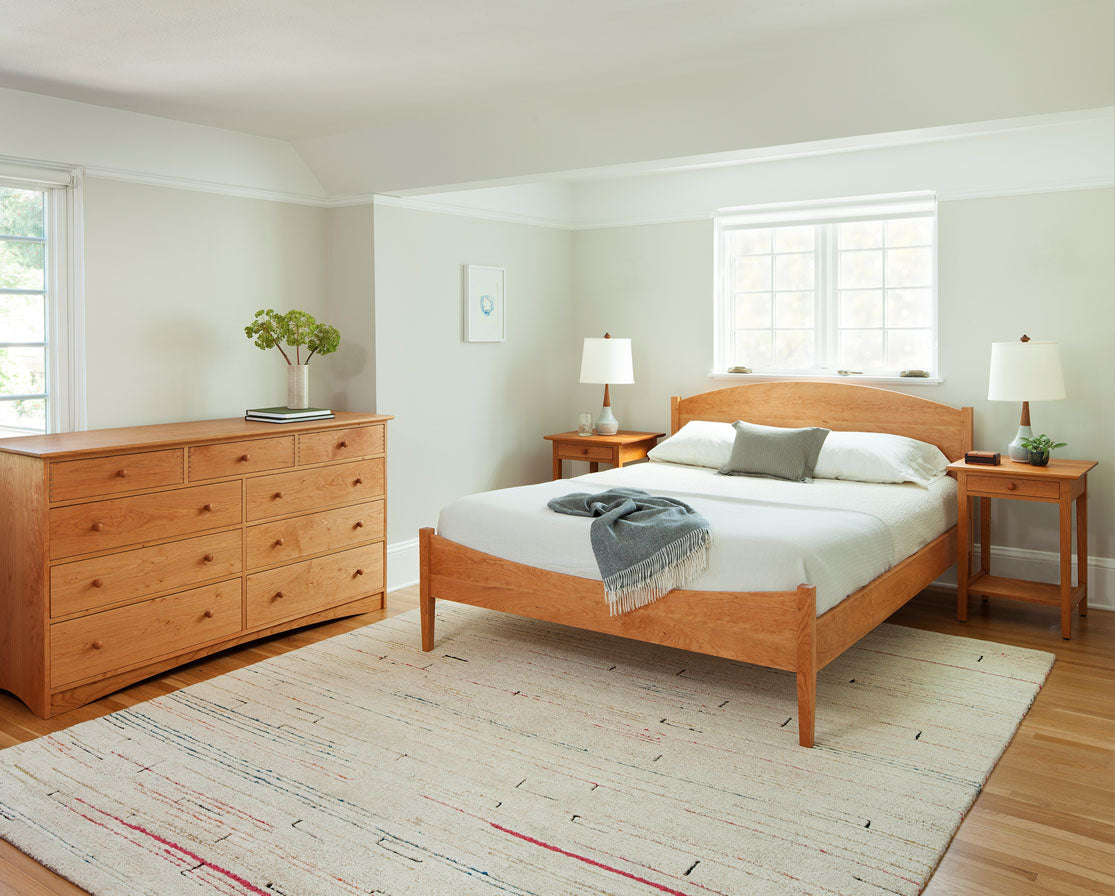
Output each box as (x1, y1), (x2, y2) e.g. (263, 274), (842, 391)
(464, 264), (506, 342)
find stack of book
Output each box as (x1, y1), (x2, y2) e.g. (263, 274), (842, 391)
(245, 406), (334, 423)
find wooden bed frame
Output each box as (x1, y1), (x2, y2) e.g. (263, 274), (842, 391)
(419, 382), (972, 747)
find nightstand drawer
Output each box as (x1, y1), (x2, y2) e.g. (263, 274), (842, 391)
(966, 475), (1059, 500)
(556, 443), (614, 462)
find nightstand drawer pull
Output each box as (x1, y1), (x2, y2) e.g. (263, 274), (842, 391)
(1006, 482), (1016, 491)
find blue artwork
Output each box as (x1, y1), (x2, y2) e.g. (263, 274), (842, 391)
(480, 294), (495, 317)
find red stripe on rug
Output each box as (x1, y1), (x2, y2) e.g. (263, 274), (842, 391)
(489, 820), (694, 896)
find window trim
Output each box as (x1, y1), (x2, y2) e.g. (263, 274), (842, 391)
(0, 160), (86, 434)
(713, 192), (938, 381)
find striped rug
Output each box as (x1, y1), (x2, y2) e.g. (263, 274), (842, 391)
(0, 605), (1052, 896)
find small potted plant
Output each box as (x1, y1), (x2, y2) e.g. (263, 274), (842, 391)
(1018, 433), (1066, 467)
(245, 309), (340, 408)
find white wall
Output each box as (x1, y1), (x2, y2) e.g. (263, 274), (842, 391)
(373, 204), (574, 550)
(83, 177), (332, 427)
(326, 204), (376, 413)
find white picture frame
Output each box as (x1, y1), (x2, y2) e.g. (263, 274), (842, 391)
(464, 264), (506, 342)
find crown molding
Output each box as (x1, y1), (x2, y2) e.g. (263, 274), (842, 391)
(82, 165), (332, 206)
(371, 193), (574, 229)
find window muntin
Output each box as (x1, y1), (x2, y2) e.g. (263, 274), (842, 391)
(716, 195), (937, 378)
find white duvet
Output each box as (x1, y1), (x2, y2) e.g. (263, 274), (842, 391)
(436, 461), (957, 616)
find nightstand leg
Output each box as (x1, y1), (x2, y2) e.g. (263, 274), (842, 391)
(1078, 492), (1088, 616)
(552, 451), (562, 481)
(589, 462), (599, 473)
(957, 491), (970, 622)
(979, 497), (991, 602)
(1060, 492), (1072, 639)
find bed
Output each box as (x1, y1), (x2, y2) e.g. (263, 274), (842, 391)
(419, 382), (973, 747)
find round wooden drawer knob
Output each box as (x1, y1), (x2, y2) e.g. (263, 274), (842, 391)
(1006, 482), (1017, 491)
(203, 553), (214, 563)
(92, 578), (103, 588)
(273, 491), (283, 499)
(355, 568), (364, 576)
(354, 478), (363, 485)
(91, 640), (103, 650)
(117, 469), (128, 478)
(273, 591), (284, 600)
(339, 440), (348, 448)
(92, 521), (103, 532)
(203, 503), (214, 512)
(354, 521), (364, 529)
(581, 448), (588, 455)
(274, 537), (285, 547)
(240, 454), (250, 462)
(203, 609), (214, 618)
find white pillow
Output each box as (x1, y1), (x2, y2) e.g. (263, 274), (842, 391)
(648, 420), (735, 468)
(813, 431), (949, 487)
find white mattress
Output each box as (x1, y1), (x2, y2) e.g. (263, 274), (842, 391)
(436, 462), (957, 616)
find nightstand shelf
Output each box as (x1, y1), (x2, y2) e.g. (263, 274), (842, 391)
(948, 457), (1096, 639)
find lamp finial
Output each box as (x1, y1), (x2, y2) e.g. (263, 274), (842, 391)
(603, 332), (611, 339)
(1020, 334), (1030, 342)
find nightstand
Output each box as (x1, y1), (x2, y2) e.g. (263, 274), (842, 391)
(948, 458), (1097, 639)
(544, 430), (665, 480)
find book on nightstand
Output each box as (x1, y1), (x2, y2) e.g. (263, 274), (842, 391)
(245, 406), (334, 423)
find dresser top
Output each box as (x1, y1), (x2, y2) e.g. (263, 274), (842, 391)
(0, 411), (392, 460)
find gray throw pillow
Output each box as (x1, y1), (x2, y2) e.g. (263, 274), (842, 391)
(717, 420), (830, 482)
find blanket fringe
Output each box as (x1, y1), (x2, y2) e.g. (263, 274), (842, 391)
(602, 528), (712, 616)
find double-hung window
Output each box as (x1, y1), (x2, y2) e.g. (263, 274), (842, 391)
(714, 193), (938, 379)
(0, 164), (84, 437)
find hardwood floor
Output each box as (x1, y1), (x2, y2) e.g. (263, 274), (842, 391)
(0, 587), (1111, 895)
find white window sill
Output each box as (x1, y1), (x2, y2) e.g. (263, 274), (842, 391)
(708, 372), (943, 386)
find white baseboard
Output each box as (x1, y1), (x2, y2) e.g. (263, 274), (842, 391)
(387, 537), (420, 592)
(386, 536), (1114, 611)
(933, 543), (1114, 610)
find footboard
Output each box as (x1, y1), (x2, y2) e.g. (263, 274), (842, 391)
(419, 528), (820, 745)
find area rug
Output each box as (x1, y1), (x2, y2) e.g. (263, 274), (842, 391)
(0, 605), (1053, 896)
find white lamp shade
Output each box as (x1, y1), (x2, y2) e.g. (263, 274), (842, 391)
(987, 340), (1066, 402)
(579, 337), (634, 384)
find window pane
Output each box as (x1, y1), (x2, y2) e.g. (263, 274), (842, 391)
(734, 292), (771, 328)
(840, 330), (885, 370)
(0, 397), (46, 437)
(838, 249), (882, 289)
(839, 290), (883, 328)
(0, 187), (45, 239)
(885, 217), (932, 247)
(732, 255), (771, 291)
(0, 345), (46, 396)
(885, 247), (932, 288)
(773, 252), (814, 291)
(0, 293), (46, 342)
(0, 239), (45, 290)
(734, 330), (772, 368)
(774, 291), (814, 328)
(885, 289), (933, 328)
(774, 330), (815, 368)
(773, 225), (814, 253)
(731, 228), (771, 256)
(887, 329), (933, 370)
(839, 220), (883, 249)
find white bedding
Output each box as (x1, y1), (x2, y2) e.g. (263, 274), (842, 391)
(436, 462), (957, 616)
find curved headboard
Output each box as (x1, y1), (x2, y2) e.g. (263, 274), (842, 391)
(671, 382), (973, 461)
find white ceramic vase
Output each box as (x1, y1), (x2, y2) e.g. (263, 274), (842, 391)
(287, 364), (309, 409)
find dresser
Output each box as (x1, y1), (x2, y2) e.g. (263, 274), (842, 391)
(0, 411), (391, 718)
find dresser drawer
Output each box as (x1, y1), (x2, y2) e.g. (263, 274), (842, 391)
(556, 443), (614, 462)
(50, 579), (242, 688)
(49, 449), (183, 502)
(966, 474), (1059, 500)
(246, 543), (383, 629)
(188, 436), (294, 481)
(245, 458), (384, 521)
(246, 500), (384, 569)
(50, 530), (243, 618)
(298, 424), (384, 465)
(48, 481), (242, 559)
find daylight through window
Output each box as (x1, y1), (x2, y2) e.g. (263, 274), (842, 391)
(715, 193), (937, 378)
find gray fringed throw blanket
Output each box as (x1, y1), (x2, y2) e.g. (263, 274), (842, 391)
(547, 487), (711, 616)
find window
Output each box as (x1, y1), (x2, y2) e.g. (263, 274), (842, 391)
(714, 193), (937, 379)
(0, 165), (84, 437)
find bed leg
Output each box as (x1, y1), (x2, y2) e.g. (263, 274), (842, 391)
(420, 527), (435, 652)
(796, 584), (817, 748)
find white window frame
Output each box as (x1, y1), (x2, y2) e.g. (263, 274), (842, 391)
(0, 160), (86, 434)
(713, 192), (939, 384)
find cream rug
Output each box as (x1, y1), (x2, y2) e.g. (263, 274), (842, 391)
(0, 605), (1053, 896)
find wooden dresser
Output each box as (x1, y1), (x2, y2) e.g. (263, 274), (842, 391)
(0, 411), (391, 718)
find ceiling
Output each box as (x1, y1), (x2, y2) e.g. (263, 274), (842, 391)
(0, 0), (1007, 142)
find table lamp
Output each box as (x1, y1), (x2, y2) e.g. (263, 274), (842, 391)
(579, 333), (633, 435)
(987, 334), (1066, 461)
